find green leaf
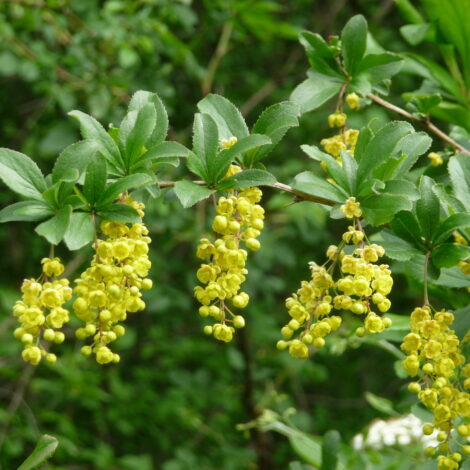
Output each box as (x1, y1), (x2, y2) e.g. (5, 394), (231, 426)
(83, 154), (107, 206)
(52, 140), (99, 184)
(192, 113), (218, 183)
(356, 53), (404, 84)
(17, 435), (59, 470)
(452, 304), (470, 340)
(435, 266), (470, 288)
(217, 169), (277, 190)
(433, 213), (470, 244)
(0, 148), (47, 200)
(64, 212), (94, 250)
(400, 23), (432, 46)
(365, 392), (399, 416)
(292, 171), (348, 204)
(128, 90), (168, 147)
(137, 142), (190, 166)
(416, 176), (440, 241)
(339, 150), (357, 195)
(197, 94), (249, 141)
(356, 121), (414, 186)
(299, 32), (342, 78)
(360, 194), (411, 225)
(35, 205), (72, 245)
(341, 15), (367, 76)
(373, 230), (422, 261)
(290, 75), (343, 114)
(395, 0), (426, 23)
(320, 430), (340, 470)
(245, 101), (299, 165)
(68, 110), (123, 172)
(98, 204), (140, 223)
(301, 145), (350, 193)
(120, 104), (157, 168)
(420, 0), (470, 87)
(448, 154), (470, 209)
(392, 132), (432, 178)
(390, 210), (424, 248)
(433, 184), (467, 215)
(407, 53), (465, 104)
(174, 181), (214, 208)
(0, 201), (53, 223)
(212, 134), (271, 184)
(98, 173), (154, 207)
(383, 180), (419, 201)
(431, 243), (470, 268)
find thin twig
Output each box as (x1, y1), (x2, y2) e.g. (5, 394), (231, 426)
(201, 22), (234, 96)
(158, 180), (338, 206)
(423, 251), (431, 307)
(0, 364), (36, 453)
(368, 93), (470, 156)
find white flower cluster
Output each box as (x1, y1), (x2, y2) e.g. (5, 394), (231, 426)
(352, 414), (439, 450)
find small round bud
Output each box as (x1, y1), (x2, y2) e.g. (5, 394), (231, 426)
(203, 325), (213, 335)
(408, 382), (421, 394)
(302, 334), (313, 344)
(113, 325), (125, 337)
(46, 353), (57, 364)
(141, 278), (153, 290)
(21, 333), (34, 344)
(100, 310), (111, 321)
(81, 345), (92, 356)
(233, 316), (245, 328)
(288, 319), (300, 330)
(54, 332), (65, 344)
(313, 337), (325, 348)
(199, 306), (210, 317)
(422, 424), (434, 435)
(355, 327), (365, 337)
(43, 329), (56, 342)
(245, 238), (260, 251)
(424, 446), (436, 457)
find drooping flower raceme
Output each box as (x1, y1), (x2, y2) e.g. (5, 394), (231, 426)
(73, 196), (152, 364)
(278, 198), (393, 359)
(13, 257), (71, 365)
(195, 164), (265, 342)
(402, 306), (470, 468)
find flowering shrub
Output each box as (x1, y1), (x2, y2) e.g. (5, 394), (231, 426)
(2, 4), (470, 470)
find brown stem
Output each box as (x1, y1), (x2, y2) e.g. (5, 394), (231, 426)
(201, 22), (233, 96)
(423, 251), (431, 306)
(158, 180), (338, 207)
(0, 365), (36, 453)
(236, 327), (276, 470)
(367, 94), (470, 156)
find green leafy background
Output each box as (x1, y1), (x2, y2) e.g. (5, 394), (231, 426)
(0, 1), (469, 469)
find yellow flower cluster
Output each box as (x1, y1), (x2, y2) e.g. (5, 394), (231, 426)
(278, 202), (393, 359)
(328, 111), (347, 128)
(73, 196), (152, 364)
(346, 93), (361, 110)
(195, 166), (265, 342)
(340, 197), (362, 219)
(320, 129), (359, 159)
(13, 257), (71, 365)
(428, 152), (444, 167)
(402, 306), (470, 468)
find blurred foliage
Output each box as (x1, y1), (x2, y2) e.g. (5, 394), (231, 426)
(0, 0), (458, 469)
